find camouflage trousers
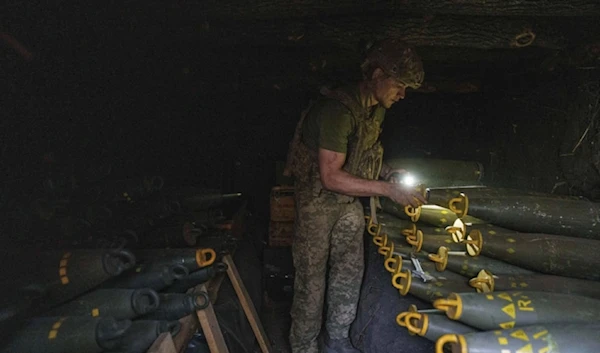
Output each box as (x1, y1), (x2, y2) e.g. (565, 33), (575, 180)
(289, 187), (365, 353)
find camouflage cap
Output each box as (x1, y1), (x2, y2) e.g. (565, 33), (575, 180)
(364, 38), (424, 89)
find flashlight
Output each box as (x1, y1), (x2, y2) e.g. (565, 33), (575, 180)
(401, 173), (417, 187)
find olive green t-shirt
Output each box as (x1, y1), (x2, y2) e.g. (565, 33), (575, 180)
(301, 85), (386, 153)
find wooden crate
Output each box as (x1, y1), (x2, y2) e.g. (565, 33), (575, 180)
(269, 221), (294, 247)
(270, 186), (295, 222)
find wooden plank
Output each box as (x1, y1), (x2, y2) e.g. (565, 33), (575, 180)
(222, 255), (273, 353)
(173, 314), (200, 353)
(195, 0), (600, 19)
(207, 272), (226, 304)
(147, 332), (177, 353)
(196, 283), (230, 353)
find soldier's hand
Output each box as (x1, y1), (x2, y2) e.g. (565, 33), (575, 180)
(386, 183), (426, 208)
(384, 169), (408, 183)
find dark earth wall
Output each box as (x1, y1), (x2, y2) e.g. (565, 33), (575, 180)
(3, 4), (600, 246)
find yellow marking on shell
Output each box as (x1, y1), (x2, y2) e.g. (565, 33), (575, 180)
(444, 239), (452, 243)
(499, 321), (515, 329)
(92, 308), (100, 317)
(506, 248), (516, 254)
(489, 230), (496, 235)
(462, 264), (469, 270)
(507, 238), (516, 243)
(538, 348), (549, 353)
(48, 330), (58, 339)
(441, 210), (448, 215)
(520, 282), (528, 288)
(486, 294), (494, 300)
(59, 267), (67, 276)
(498, 337), (508, 345)
(518, 299), (534, 312)
(502, 303), (516, 319)
(510, 329), (530, 342)
(533, 330), (548, 339)
(516, 343), (533, 353)
(497, 293), (513, 302)
(60, 259), (68, 267)
(60, 277), (69, 285)
(440, 218), (447, 223)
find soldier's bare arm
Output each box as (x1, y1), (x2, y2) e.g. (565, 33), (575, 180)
(318, 148), (425, 207)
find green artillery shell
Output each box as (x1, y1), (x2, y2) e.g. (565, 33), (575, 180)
(106, 263), (189, 291)
(380, 198), (483, 227)
(391, 260), (474, 303)
(133, 247), (217, 271)
(1, 316), (131, 353)
(433, 291), (600, 330)
(427, 246), (535, 276)
(436, 323), (600, 353)
(470, 271), (600, 299)
(384, 158), (484, 187)
(43, 288), (160, 319)
(142, 292), (210, 320)
(465, 227), (600, 280)
(397, 311), (477, 342)
(164, 262), (228, 293)
(111, 320), (181, 353)
(411, 232), (466, 253)
(0, 249), (136, 310)
(452, 187), (600, 239)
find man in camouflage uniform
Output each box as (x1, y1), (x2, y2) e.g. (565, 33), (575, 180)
(284, 38), (426, 353)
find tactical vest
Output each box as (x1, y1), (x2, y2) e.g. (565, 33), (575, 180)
(284, 89), (384, 203)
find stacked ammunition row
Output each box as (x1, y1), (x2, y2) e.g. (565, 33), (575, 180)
(366, 158), (600, 353)
(0, 164), (245, 353)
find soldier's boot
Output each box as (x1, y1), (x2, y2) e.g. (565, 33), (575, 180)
(323, 334), (361, 353)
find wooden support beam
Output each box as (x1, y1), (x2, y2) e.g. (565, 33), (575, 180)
(194, 0), (600, 20)
(147, 332), (178, 353)
(173, 315), (199, 353)
(222, 255), (273, 353)
(195, 283), (230, 353)
(191, 16), (597, 50)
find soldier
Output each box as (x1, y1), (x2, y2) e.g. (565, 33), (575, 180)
(284, 38), (426, 353)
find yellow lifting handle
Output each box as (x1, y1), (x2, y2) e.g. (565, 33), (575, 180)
(436, 334), (466, 353)
(403, 312), (428, 337)
(405, 229), (423, 253)
(379, 239), (395, 258)
(385, 254), (403, 274)
(464, 230), (483, 256)
(378, 234), (392, 256)
(428, 246), (449, 272)
(448, 193), (469, 218)
(469, 269), (495, 293)
(401, 224), (417, 238)
(384, 254), (403, 274)
(433, 293), (463, 320)
(196, 248), (217, 267)
(368, 222), (381, 237)
(395, 311), (410, 327)
(404, 205), (422, 223)
(392, 269), (412, 296)
(366, 216), (382, 237)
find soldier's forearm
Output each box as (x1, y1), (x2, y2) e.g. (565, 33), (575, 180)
(321, 168), (391, 197)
